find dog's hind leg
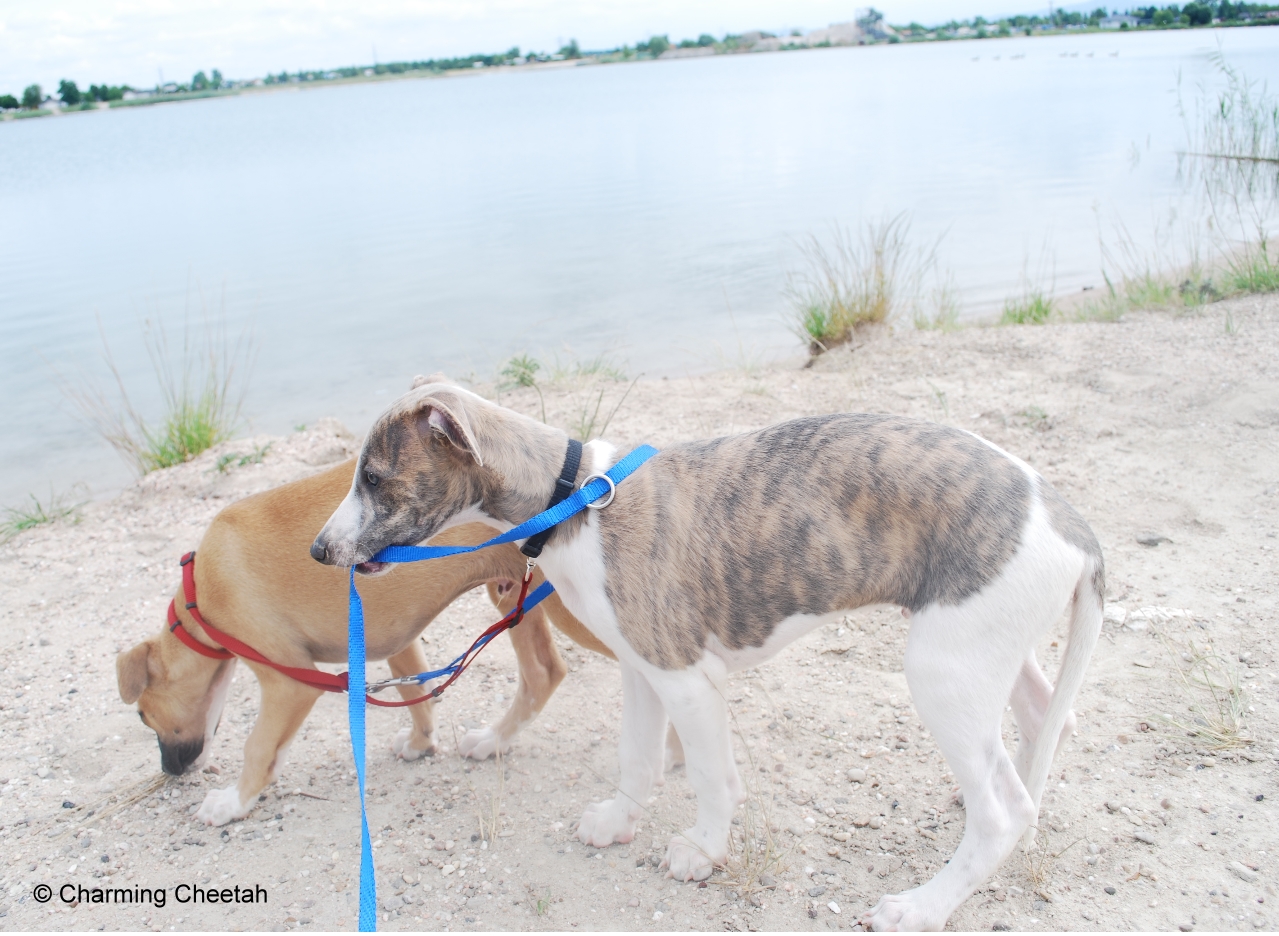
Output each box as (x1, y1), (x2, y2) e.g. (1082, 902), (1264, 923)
(576, 660), (667, 849)
(196, 670), (321, 826)
(387, 642), (438, 761)
(862, 605), (1036, 932)
(1009, 651), (1077, 786)
(459, 587), (567, 760)
(648, 655), (740, 883)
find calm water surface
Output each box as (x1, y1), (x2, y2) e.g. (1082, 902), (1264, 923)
(3, 27), (1279, 505)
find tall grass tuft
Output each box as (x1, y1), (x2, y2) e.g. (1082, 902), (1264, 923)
(1225, 241), (1279, 294)
(1000, 291), (1055, 325)
(1180, 54), (1279, 299)
(787, 215), (935, 355)
(59, 307), (253, 475)
(1, 489), (85, 543)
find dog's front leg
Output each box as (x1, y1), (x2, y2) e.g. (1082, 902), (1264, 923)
(459, 587), (567, 760)
(196, 671), (321, 826)
(386, 643), (438, 760)
(649, 657), (737, 882)
(576, 660), (666, 848)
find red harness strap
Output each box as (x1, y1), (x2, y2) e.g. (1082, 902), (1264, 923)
(167, 552), (432, 707)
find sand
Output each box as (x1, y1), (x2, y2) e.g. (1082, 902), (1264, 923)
(1, 294), (1276, 933)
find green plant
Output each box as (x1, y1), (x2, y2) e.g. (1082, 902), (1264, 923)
(1, 491), (84, 542)
(0, 94), (19, 110)
(1000, 291), (1054, 324)
(500, 354), (545, 422)
(215, 442), (272, 474)
(21, 84), (41, 109)
(787, 215), (927, 354)
(57, 307), (253, 475)
(1225, 242), (1279, 293)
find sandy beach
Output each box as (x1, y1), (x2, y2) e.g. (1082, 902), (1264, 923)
(1, 295), (1276, 932)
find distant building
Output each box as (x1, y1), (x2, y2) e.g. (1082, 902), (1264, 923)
(804, 20), (865, 44)
(1099, 13), (1138, 26)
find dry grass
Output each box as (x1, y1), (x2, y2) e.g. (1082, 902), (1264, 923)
(1156, 633), (1252, 750)
(1021, 824), (1081, 896)
(474, 747), (507, 846)
(47, 773), (169, 840)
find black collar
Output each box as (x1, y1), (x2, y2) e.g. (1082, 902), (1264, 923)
(520, 438), (583, 559)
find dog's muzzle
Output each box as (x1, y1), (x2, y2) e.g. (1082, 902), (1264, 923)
(158, 737), (205, 776)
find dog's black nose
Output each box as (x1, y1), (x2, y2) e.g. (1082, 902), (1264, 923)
(158, 737), (205, 776)
(310, 539), (329, 564)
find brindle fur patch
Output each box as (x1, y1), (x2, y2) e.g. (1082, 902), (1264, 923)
(1039, 477), (1105, 597)
(599, 414), (1034, 669)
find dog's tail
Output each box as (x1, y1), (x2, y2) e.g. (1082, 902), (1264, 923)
(1023, 551), (1104, 812)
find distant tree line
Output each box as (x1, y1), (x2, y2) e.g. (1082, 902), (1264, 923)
(5, 5), (1279, 116)
(0, 69), (224, 112)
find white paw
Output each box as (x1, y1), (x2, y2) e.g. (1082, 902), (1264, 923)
(661, 835), (715, 882)
(391, 727), (436, 761)
(457, 727), (509, 761)
(861, 889), (944, 932)
(575, 799), (638, 847)
(195, 787), (249, 826)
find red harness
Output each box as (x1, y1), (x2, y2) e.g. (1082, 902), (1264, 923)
(167, 551), (531, 707)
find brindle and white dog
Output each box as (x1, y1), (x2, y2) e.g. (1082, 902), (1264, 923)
(311, 377), (1103, 932)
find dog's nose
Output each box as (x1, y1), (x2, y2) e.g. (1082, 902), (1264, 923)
(310, 538), (329, 564)
(158, 737), (205, 776)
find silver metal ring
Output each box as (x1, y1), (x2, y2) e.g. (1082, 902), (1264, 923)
(583, 472), (616, 510)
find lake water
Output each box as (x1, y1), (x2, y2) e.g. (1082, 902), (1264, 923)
(3, 26), (1279, 507)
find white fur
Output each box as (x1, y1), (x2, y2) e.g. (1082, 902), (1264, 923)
(192, 659), (237, 772)
(458, 726), (509, 760)
(196, 786), (249, 826)
(391, 726), (433, 761)
(541, 453), (1099, 927)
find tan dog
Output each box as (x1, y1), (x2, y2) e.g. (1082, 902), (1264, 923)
(116, 458), (612, 826)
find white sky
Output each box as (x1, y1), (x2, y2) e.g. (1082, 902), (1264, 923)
(0, 0), (1059, 95)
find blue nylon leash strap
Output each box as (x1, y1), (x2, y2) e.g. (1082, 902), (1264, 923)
(345, 443), (657, 931)
(370, 443), (659, 564)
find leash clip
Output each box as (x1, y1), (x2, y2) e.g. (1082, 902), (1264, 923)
(524, 556), (536, 583)
(583, 472), (617, 509)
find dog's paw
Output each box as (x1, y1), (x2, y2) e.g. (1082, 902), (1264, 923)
(391, 727), (436, 761)
(861, 890), (944, 932)
(458, 726), (510, 761)
(575, 799), (637, 847)
(195, 787), (249, 826)
(661, 835), (715, 882)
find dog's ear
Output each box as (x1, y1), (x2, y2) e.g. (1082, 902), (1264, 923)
(411, 373), (452, 390)
(415, 392), (483, 467)
(116, 641), (152, 704)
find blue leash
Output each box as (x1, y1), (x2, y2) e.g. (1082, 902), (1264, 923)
(344, 444), (657, 931)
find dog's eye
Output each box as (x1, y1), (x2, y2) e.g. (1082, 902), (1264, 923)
(366, 470), (378, 487)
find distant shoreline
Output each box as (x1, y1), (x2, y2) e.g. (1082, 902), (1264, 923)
(5, 20), (1278, 125)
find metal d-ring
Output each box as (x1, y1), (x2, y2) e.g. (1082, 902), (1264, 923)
(583, 472), (617, 509)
